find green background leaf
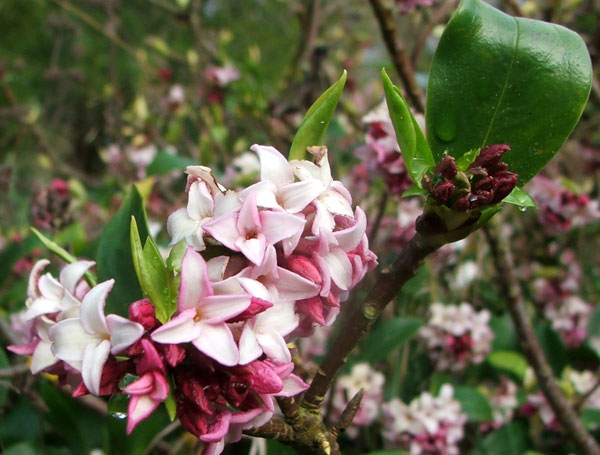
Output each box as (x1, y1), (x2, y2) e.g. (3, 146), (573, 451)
(487, 350), (529, 381)
(288, 70), (347, 160)
(453, 386), (494, 422)
(426, 0), (592, 184)
(96, 186), (150, 316)
(356, 317), (423, 363)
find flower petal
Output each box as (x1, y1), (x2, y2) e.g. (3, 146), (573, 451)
(151, 309), (201, 344)
(236, 192), (261, 234)
(179, 248), (213, 311)
(274, 268), (319, 301)
(27, 259), (50, 299)
(80, 280), (113, 335)
(192, 322), (239, 366)
(167, 208), (203, 249)
(235, 235), (267, 266)
(203, 213), (240, 251)
(277, 374), (309, 397)
(199, 409), (232, 443)
(187, 181), (214, 220)
(252, 144), (293, 187)
(82, 338), (111, 396)
(260, 211), (305, 247)
(322, 248), (352, 291)
(126, 394), (159, 435)
(106, 314), (144, 354)
(31, 340), (58, 374)
(50, 318), (99, 363)
(60, 260), (95, 295)
(333, 207), (367, 252)
(279, 180), (324, 213)
(197, 295), (251, 323)
(256, 327), (291, 363)
(238, 323), (262, 365)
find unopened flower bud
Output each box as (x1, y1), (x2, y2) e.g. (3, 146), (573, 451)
(491, 171), (518, 203)
(285, 255), (323, 286)
(432, 181), (455, 204)
(436, 156), (458, 180)
(129, 299), (157, 330)
(451, 194), (471, 212)
(471, 144), (510, 170)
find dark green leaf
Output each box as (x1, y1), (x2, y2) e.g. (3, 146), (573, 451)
(0, 348), (9, 407)
(357, 317), (423, 363)
(382, 69), (435, 185)
(130, 217), (176, 323)
(426, 0), (592, 185)
(289, 70), (347, 160)
(472, 422), (529, 455)
(487, 350), (528, 381)
(146, 150), (195, 176)
(96, 186), (149, 316)
(582, 408), (600, 430)
(535, 323), (566, 376)
(503, 187), (537, 208)
(453, 386), (494, 422)
(0, 397), (40, 446)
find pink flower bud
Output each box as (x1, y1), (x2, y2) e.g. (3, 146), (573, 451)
(285, 255), (323, 286)
(471, 144), (510, 170)
(436, 156), (458, 180)
(432, 181), (455, 204)
(128, 299), (157, 330)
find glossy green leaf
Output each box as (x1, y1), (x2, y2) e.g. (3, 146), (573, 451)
(96, 186), (149, 316)
(453, 386), (494, 422)
(356, 317), (423, 363)
(426, 0), (592, 185)
(472, 422), (529, 455)
(503, 186), (537, 208)
(382, 69), (435, 185)
(288, 70), (347, 161)
(31, 227), (97, 286)
(401, 183), (427, 198)
(487, 350), (528, 381)
(130, 217), (176, 323)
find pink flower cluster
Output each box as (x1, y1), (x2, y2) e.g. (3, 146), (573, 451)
(533, 250), (592, 348)
(382, 384), (467, 455)
(480, 378), (519, 431)
(528, 175), (600, 235)
(419, 302), (494, 371)
(32, 178), (72, 231)
(329, 362), (385, 438)
(11, 144), (376, 454)
(355, 101), (413, 196)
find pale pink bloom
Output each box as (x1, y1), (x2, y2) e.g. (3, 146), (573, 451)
(330, 363), (385, 437)
(151, 248), (251, 366)
(125, 339), (169, 434)
(205, 64), (240, 86)
(167, 181), (215, 250)
(203, 192), (305, 266)
(126, 143), (157, 179)
(49, 279), (144, 395)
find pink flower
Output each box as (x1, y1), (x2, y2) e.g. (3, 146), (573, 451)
(151, 248), (251, 366)
(125, 339), (169, 434)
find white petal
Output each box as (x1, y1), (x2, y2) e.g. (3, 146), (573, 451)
(277, 375), (309, 397)
(274, 268), (319, 301)
(80, 280), (112, 335)
(82, 339), (111, 396)
(279, 180), (324, 213)
(198, 295), (251, 323)
(237, 277), (271, 301)
(187, 181), (214, 220)
(50, 318), (100, 362)
(38, 274), (64, 301)
(260, 211), (305, 247)
(151, 309), (201, 344)
(238, 323), (262, 365)
(59, 261), (95, 295)
(251, 144), (293, 187)
(241, 181), (280, 209)
(31, 341), (58, 373)
(192, 322), (239, 366)
(290, 160), (321, 182)
(333, 207), (367, 252)
(206, 256), (229, 281)
(320, 190), (353, 217)
(256, 328), (291, 363)
(236, 236), (267, 266)
(322, 248), (352, 291)
(27, 259), (50, 299)
(256, 301), (298, 336)
(25, 298), (61, 320)
(167, 208), (201, 246)
(106, 314), (144, 354)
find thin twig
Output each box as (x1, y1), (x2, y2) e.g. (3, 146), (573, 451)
(302, 232), (438, 410)
(367, 0), (425, 113)
(483, 223), (600, 455)
(368, 191), (389, 246)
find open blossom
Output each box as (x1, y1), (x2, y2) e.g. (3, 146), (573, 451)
(383, 384), (466, 455)
(480, 378), (519, 431)
(528, 175), (600, 235)
(419, 302), (493, 371)
(329, 363), (385, 437)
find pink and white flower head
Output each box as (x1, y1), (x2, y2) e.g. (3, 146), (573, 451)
(481, 378), (519, 431)
(205, 64), (240, 87)
(49, 279), (144, 395)
(329, 363), (385, 437)
(383, 384), (467, 455)
(528, 175), (600, 235)
(419, 302), (493, 371)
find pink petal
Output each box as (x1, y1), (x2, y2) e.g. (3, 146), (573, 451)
(199, 409), (232, 443)
(203, 213), (240, 251)
(279, 180), (324, 213)
(27, 259), (50, 299)
(80, 280), (113, 335)
(277, 374), (309, 397)
(106, 314), (144, 354)
(236, 191), (261, 234)
(235, 235), (267, 266)
(197, 294), (251, 323)
(260, 211), (305, 247)
(151, 309), (202, 344)
(192, 322), (239, 366)
(251, 144), (293, 187)
(241, 181), (279, 209)
(124, 373), (155, 395)
(333, 207), (367, 252)
(82, 339), (111, 396)
(179, 248), (213, 311)
(126, 394), (160, 434)
(274, 268), (320, 301)
(237, 277), (271, 301)
(138, 339), (165, 374)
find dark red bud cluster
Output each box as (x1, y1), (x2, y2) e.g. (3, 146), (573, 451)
(423, 145), (518, 211)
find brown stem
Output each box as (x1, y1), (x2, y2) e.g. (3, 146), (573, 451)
(302, 232), (438, 410)
(483, 224), (600, 455)
(367, 0), (425, 113)
(410, 0), (458, 67)
(368, 191), (389, 246)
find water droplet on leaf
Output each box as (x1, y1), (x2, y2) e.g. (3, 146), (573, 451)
(435, 115), (457, 142)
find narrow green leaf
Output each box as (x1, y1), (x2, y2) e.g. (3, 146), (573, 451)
(453, 386), (494, 422)
(382, 69), (435, 185)
(487, 350), (529, 381)
(164, 384), (177, 421)
(130, 217), (175, 323)
(289, 70), (347, 161)
(357, 317), (423, 363)
(455, 148), (481, 171)
(427, 0), (592, 185)
(97, 186), (149, 316)
(503, 187), (537, 208)
(0, 348), (9, 407)
(30, 227), (97, 286)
